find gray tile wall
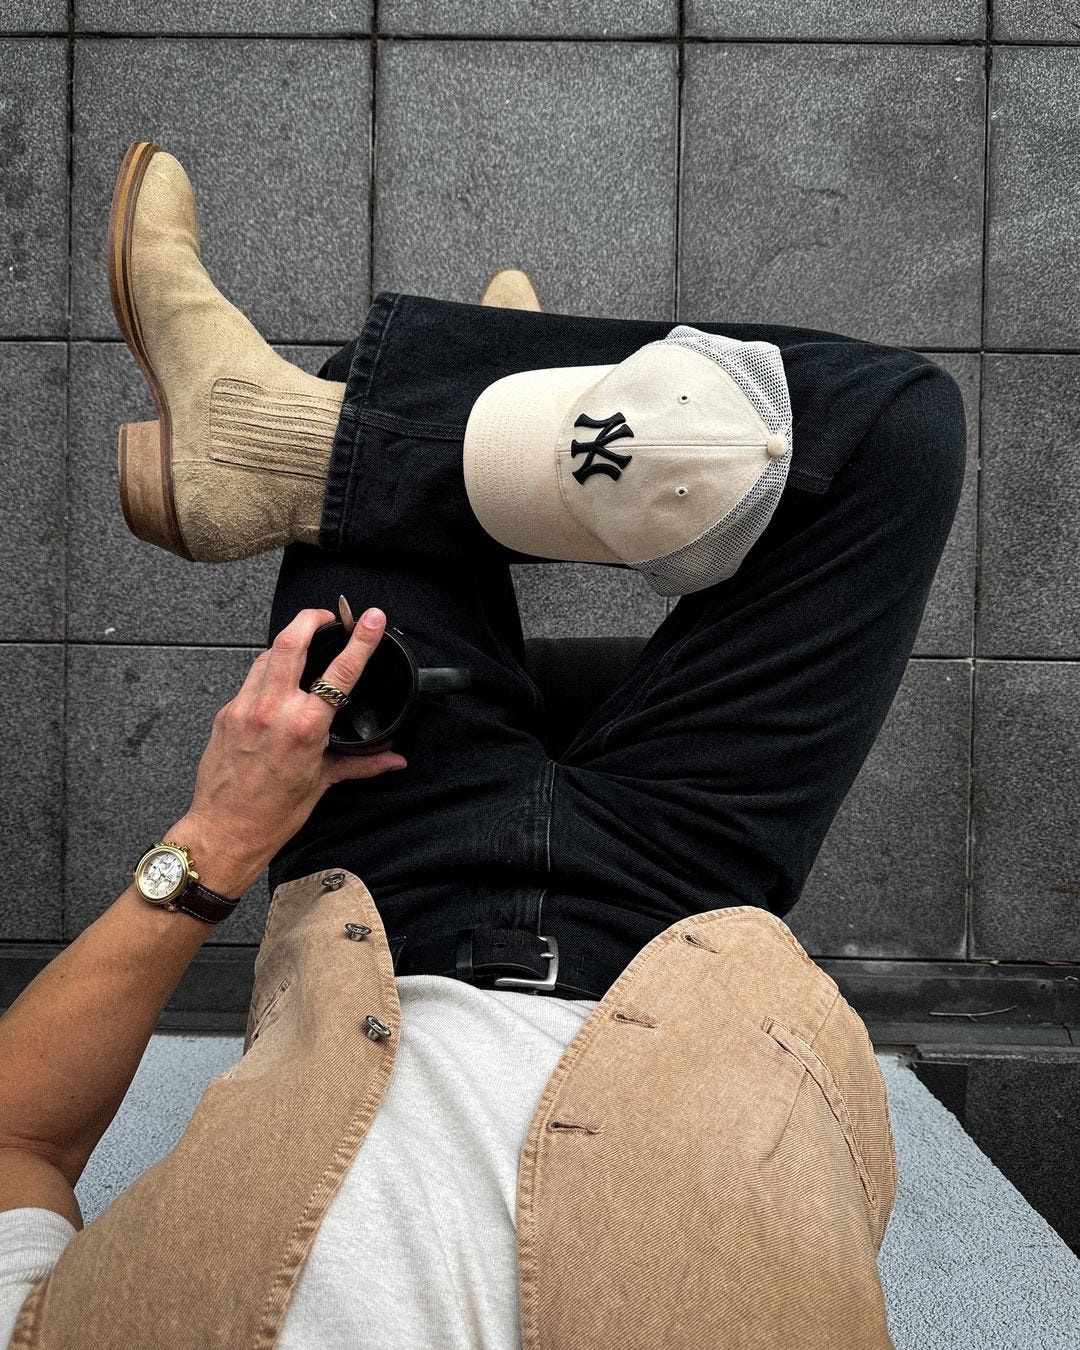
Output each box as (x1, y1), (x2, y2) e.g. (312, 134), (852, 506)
(1, 6), (1076, 970)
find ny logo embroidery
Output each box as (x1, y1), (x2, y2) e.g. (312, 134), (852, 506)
(570, 412), (635, 485)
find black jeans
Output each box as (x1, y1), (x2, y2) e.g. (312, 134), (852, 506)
(266, 293), (967, 1002)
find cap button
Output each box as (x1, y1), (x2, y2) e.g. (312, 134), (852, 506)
(766, 435), (789, 458)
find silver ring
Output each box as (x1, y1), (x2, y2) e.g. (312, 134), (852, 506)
(309, 679), (349, 709)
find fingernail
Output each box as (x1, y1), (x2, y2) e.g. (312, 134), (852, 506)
(361, 607), (384, 630)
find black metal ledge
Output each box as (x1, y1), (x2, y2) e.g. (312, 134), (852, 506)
(0, 945), (1077, 1047)
(6, 944), (1075, 1252)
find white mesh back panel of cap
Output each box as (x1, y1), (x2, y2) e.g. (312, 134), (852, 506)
(630, 326), (794, 597)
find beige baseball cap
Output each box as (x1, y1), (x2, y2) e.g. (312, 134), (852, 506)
(462, 326), (794, 596)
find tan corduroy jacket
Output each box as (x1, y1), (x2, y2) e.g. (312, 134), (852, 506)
(11, 866), (898, 1349)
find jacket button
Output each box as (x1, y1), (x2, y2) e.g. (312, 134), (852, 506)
(345, 922), (372, 941)
(323, 871), (346, 890)
(364, 1015), (392, 1042)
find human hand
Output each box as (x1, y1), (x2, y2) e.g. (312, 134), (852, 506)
(169, 606), (407, 895)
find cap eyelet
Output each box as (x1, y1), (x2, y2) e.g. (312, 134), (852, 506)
(677, 393), (690, 404)
(676, 486), (688, 496)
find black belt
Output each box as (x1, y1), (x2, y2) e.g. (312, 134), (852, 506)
(390, 914), (658, 1001)
(389, 923), (633, 1001)
(395, 926), (559, 989)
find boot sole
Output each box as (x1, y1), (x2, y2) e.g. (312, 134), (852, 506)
(107, 139), (193, 560)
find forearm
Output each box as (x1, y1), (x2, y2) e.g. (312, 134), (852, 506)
(0, 813), (262, 1188)
(0, 605), (400, 1220)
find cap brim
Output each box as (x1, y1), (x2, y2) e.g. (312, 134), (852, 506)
(463, 364), (624, 563)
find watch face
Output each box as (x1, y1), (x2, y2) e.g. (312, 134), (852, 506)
(139, 848), (186, 901)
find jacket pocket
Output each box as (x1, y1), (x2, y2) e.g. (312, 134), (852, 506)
(217, 977), (295, 1083)
(250, 975), (293, 1045)
(762, 1014), (878, 1209)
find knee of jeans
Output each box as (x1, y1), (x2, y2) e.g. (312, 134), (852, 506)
(871, 366), (968, 515)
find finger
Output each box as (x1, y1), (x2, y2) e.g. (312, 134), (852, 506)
(312, 606), (387, 713)
(228, 646), (275, 711)
(262, 607), (338, 697)
(324, 747), (408, 785)
(233, 648), (274, 702)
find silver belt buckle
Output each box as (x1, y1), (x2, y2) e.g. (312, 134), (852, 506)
(493, 935), (559, 991)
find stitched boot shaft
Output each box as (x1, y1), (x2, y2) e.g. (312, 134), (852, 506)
(128, 152), (345, 560)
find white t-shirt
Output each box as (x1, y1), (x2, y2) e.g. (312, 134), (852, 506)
(0, 976), (599, 1349)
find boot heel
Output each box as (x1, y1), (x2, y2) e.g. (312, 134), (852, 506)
(117, 420), (190, 559)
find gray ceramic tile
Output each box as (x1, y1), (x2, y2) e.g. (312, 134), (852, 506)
(686, 0), (984, 38)
(511, 562), (667, 639)
(0, 39), (68, 336)
(0, 644), (64, 939)
(992, 0), (1080, 41)
(964, 1062), (1080, 1258)
(986, 46), (1080, 349)
(0, 343), (67, 640)
(374, 40), (677, 319)
(75, 0), (372, 31)
(679, 44), (985, 348)
(380, 0), (677, 35)
(786, 659), (971, 959)
(66, 342), (341, 646)
(71, 39), (370, 341)
(971, 660), (1080, 961)
(0, 1), (66, 30)
(912, 352), (979, 657)
(978, 355), (1080, 657)
(65, 643), (270, 942)
(275, 343), (346, 373)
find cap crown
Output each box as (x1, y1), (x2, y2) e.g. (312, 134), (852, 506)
(555, 336), (785, 569)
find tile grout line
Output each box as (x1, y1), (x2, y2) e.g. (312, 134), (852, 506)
(673, 0), (685, 324)
(7, 31), (1053, 46)
(60, 0), (75, 945)
(3, 640), (1066, 663)
(7, 335), (1078, 356)
(368, 1), (378, 305)
(667, 0), (686, 621)
(1, 336), (354, 347)
(965, 3), (995, 962)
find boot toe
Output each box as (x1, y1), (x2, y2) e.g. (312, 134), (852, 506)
(480, 268), (542, 311)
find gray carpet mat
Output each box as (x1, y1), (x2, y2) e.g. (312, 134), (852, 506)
(73, 1038), (1080, 1347)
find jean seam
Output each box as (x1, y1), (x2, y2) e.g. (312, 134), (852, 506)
(534, 759), (555, 874)
(473, 572), (549, 738)
(336, 292), (401, 553)
(483, 613), (543, 715)
(354, 406), (466, 440)
(544, 762), (555, 875)
(358, 291), (401, 406)
(534, 765), (556, 936)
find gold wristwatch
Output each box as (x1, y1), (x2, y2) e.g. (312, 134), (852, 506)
(133, 841), (243, 925)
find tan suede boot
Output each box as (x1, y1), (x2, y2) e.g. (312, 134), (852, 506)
(108, 140), (346, 562)
(479, 268), (542, 311)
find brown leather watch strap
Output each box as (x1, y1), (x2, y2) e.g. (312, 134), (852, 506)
(172, 879), (242, 925)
